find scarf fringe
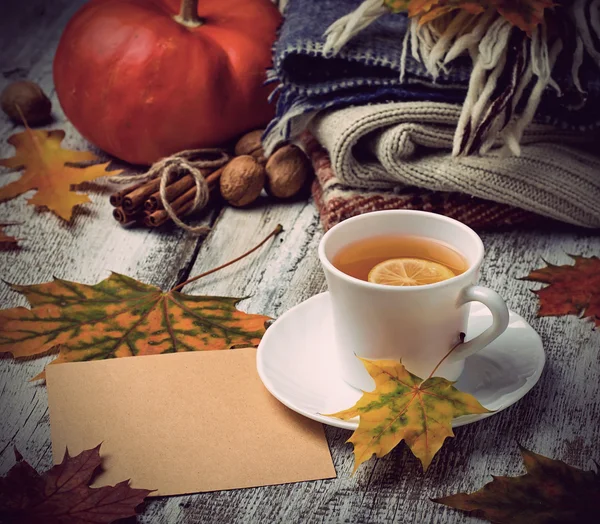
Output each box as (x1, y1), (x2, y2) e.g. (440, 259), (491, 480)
(322, 1), (600, 157)
(323, 0), (388, 55)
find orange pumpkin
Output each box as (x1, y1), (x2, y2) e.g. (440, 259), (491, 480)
(54, 0), (281, 165)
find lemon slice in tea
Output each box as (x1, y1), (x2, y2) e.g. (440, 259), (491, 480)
(367, 257), (456, 286)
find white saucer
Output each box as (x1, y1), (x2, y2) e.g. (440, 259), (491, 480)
(257, 292), (545, 431)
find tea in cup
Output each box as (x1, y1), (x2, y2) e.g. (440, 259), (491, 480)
(318, 210), (509, 391)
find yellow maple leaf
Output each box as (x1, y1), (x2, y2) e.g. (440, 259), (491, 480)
(329, 358), (491, 472)
(0, 128), (120, 221)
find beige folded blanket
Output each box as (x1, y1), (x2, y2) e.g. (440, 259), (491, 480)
(310, 102), (600, 228)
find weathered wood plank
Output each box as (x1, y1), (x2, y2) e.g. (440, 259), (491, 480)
(1, 1), (599, 523)
(137, 205), (599, 524)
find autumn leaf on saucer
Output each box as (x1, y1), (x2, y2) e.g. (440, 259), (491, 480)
(521, 255), (600, 328)
(434, 444), (600, 523)
(0, 127), (121, 221)
(0, 223), (20, 250)
(0, 273), (271, 375)
(0, 444), (152, 523)
(328, 357), (490, 472)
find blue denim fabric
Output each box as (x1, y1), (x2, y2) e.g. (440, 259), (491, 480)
(266, 0), (600, 145)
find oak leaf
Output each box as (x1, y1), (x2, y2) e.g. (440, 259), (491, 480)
(521, 255), (600, 328)
(0, 128), (121, 221)
(0, 273), (271, 372)
(0, 444), (152, 524)
(434, 444), (600, 523)
(0, 223), (20, 250)
(328, 357), (490, 472)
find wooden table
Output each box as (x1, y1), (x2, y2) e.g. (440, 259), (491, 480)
(1, 2), (599, 522)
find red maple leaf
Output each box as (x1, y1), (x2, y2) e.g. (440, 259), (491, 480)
(0, 445), (152, 523)
(434, 444), (600, 523)
(521, 255), (600, 328)
(0, 223), (20, 250)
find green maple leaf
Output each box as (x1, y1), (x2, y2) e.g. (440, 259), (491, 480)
(0, 273), (270, 376)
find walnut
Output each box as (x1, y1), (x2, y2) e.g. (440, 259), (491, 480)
(265, 144), (312, 199)
(234, 130), (266, 164)
(1, 81), (52, 125)
(219, 155), (266, 207)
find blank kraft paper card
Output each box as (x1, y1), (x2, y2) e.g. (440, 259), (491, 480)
(46, 348), (336, 496)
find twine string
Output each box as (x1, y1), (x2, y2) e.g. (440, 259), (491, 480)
(110, 148), (230, 234)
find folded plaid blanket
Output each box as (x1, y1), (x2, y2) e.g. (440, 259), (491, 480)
(265, 0), (600, 157)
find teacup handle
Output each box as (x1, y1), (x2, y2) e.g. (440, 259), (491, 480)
(448, 285), (510, 363)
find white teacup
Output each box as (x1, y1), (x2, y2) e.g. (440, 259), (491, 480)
(318, 210), (509, 391)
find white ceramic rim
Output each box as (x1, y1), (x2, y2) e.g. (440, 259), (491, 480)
(318, 210), (485, 291)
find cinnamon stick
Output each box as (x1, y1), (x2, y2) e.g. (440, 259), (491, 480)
(113, 206), (143, 225)
(144, 202), (193, 228)
(143, 165), (226, 220)
(144, 174), (196, 212)
(142, 165), (220, 212)
(144, 187), (196, 227)
(113, 162), (229, 228)
(122, 178), (161, 211)
(109, 180), (148, 207)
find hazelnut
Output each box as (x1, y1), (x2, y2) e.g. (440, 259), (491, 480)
(235, 129), (266, 164)
(219, 155), (266, 207)
(1, 81), (52, 125)
(265, 144), (312, 199)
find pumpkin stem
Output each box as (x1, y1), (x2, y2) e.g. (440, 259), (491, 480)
(174, 0), (203, 28)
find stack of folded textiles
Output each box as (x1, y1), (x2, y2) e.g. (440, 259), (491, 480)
(265, 0), (600, 230)
(302, 132), (546, 231)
